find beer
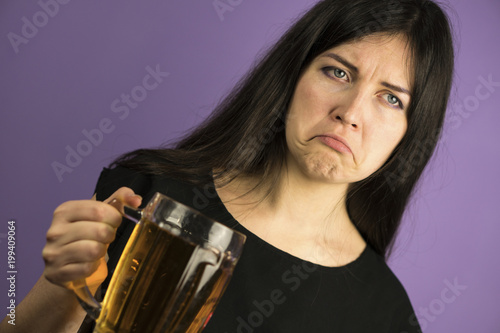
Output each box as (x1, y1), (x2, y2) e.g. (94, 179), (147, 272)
(94, 218), (237, 333)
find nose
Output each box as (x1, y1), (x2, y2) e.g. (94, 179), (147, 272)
(330, 88), (365, 129)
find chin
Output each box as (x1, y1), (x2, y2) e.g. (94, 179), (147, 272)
(301, 154), (346, 183)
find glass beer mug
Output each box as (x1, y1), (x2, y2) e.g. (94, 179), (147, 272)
(70, 192), (246, 333)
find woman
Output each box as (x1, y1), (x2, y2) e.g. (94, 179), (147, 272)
(1, 0), (454, 332)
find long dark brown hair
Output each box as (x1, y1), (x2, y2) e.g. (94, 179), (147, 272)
(113, 0), (455, 258)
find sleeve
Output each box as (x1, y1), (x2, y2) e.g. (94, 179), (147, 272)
(93, 166), (153, 202)
(390, 289), (422, 333)
(396, 303), (422, 333)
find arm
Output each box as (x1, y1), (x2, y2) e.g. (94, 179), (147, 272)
(0, 274), (89, 333)
(0, 189), (142, 333)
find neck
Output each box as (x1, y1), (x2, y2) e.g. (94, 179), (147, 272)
(214, 162), (367, 266)
(253, 171), (348, 240)
(215, 162), (350, 218)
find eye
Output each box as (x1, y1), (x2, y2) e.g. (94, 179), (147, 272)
(322, 67), (349, 82)
(333, 68), (347, 79)
(384, 93), (404, 109)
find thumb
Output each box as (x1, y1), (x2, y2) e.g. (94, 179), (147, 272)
(105, 187), (143, 213)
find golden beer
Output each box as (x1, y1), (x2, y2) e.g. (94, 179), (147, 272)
(94, 218), (237, 333)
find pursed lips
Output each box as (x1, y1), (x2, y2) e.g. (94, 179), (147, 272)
(315, 134), (353, 155)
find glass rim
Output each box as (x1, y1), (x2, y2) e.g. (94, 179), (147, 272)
(143, 192), (247, 242)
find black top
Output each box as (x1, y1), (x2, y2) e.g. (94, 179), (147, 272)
(83, 166), (421, 333)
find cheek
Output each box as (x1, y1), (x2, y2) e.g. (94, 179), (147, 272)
(287, 83), (328, 136)
(291, 72), (330, 113)
(368, 120), (407, 165)
(392, 118), (408, 145)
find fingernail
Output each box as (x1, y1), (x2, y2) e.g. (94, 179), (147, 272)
(130, 194), (142, 200)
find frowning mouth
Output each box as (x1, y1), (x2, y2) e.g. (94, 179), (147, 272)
(316, 135), (352, 154)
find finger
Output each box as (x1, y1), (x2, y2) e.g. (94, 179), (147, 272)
(43, 240), (108, 270)
(45, 260), (102, 286)
(103, 187), (142, 208)
(47, 221), (116, 247)
(53, 200), (123, 228)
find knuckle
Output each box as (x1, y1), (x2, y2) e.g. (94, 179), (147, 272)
(96, 224), (114, 243)
(52, 201), (73, 219)
(52, 204), (65, 218)
(116, 187), (132, 196)
(46, 226), (63, 243)
(80, 262), (97, 276)
(42, 247), (58, 264)
(89, 204), (107, 221)
(87, 242), (105, 259)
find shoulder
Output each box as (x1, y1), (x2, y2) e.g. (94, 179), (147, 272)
(361, 248), (421, 331)
(93, 166), (153, 201)
(92, 163), (236, 241)
(94, 166), (196, 201)
(362, 248), (413, 303)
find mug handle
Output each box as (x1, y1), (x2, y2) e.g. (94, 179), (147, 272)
(67, 199), (143, 320)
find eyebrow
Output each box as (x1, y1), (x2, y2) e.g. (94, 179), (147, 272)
(321, 52), (412, 98)
(322, 53), (358, 74)
(381, 82), (411, 97)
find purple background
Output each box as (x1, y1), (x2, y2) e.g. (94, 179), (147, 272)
(1, 0), (499, 331)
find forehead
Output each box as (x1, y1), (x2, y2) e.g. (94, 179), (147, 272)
(317, 34), (414, 89)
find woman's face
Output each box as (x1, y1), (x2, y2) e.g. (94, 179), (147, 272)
(285, 34), (412, 184)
